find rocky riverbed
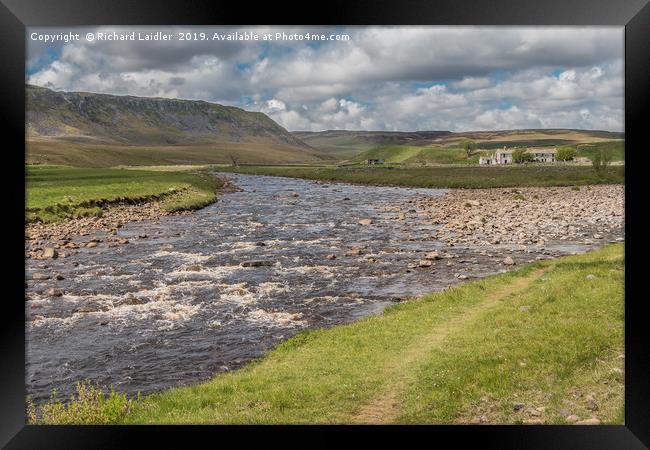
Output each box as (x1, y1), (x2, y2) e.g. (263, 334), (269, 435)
(372, 183), (624, 272)
(25, 176), (240, 260)
(25, 174), (624, 404)
(410, 184), (624, 248)
(26, 202), (192, 260)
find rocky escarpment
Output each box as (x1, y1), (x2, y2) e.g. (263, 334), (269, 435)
(26, 84), (311, 148)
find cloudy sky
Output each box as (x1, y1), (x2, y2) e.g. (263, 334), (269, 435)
(27, 26), (624, 132)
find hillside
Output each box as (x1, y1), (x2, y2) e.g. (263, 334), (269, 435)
(350, 145), (478, 165)
(294, 129), (624, 160)
(349, 140), (624, 167)
(26, 85), (323, 166)
(292, 130), (452, 160)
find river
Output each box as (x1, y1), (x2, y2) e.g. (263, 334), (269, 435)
(25, 174), (601, 404)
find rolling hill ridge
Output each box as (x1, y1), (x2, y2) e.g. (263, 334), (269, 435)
(27, 85), (323, 166)
(293, 129), (624, 160)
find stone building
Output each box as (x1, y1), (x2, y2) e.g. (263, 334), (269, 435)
(479, 146), (556, 165)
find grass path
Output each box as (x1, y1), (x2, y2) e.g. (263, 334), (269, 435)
(124, 244), (622, 425)
(353, 268), (548, 423)
(30, 244), (624, 424)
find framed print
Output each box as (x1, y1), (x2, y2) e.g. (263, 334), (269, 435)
(1, 0), (648, 448)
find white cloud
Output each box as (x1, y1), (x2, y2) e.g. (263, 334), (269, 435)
(265, 99), (286, 111)
(27, 26), (624, 132)
(451, 77), (492, 90)
(559, 70), (576, 82)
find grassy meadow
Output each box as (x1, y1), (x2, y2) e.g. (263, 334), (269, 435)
(346, 140), (624, 167)
(293, 129), (624, 161)
(350, 145), (480, 165)
(26, 138), (327, 168)
(26, 165), (222, 223)
(576, 141), (625, 162)
(28, 244), (624, 424)
(217, 164), (624, 189)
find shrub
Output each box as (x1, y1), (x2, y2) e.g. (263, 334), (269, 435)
(591, 147), (614, 176)
(556, 146), (577, 161)
(27, 381), (136, 425)
(460, 139), (477, 158)
(512, 149), (534, 164)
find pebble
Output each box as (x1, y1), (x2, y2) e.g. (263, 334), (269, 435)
(31, 273), (50, 281)
(241, 260), (274, 267)
(523, 419), (544, 425)
(45, 288), (63, 297)
(575, 418), (601, 425)
(424, 251), (441, 260)
(42, 248), (57, 259)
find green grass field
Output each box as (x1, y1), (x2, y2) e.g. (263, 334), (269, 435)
(26, 138), (326, 168)
(350, 140), (625, 167)
(26, 165), (222, 223)
(476, 139), (578, 149)
(218, 164), (624, 189)
(29, 244), (624, 424)
(292, 130), (624, 161)
(350, 145), (479, 165)
(576, 141), (625, 162)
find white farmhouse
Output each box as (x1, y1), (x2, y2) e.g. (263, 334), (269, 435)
(479, 146), (557, 165)
(528, 147), (556, 163)
(479, 147), (513, 165)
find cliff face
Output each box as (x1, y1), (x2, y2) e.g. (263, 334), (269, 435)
(26, 84), (311, 149)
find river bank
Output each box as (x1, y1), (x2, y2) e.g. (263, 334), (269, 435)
(30, 243), (625, 425)
(408, 184), (624, 248)
(25, 174), (624, 407)
(215, 164), (625, 188)
(25, 170), (237, 259)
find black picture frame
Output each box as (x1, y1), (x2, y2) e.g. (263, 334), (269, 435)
(1, 0), (647, 448)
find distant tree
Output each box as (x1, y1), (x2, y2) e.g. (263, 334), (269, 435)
(591, 151), (602, 173)
(512, 148), (534, 164)
(556, 146), (577, 161)
(591, 147), (613, 175)
(460, 139), (477, 158)
(512, 149), (525, 163)
(228, 153), (240, 167)
(600, 147), (614, 168)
